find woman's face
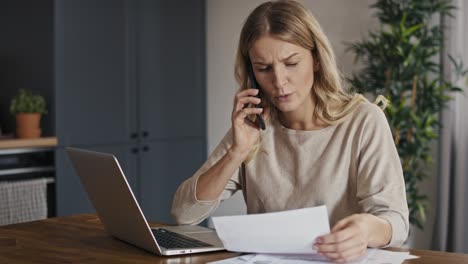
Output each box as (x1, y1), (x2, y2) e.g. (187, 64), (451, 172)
(249, 35), (317, 114)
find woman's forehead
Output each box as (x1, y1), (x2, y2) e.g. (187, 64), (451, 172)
(249, 35), (307, 62)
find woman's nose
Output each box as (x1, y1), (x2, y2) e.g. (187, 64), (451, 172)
(273, 66), (287, 89)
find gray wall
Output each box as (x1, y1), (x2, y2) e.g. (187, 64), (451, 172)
(0, 0), (54, 137)
(206, 0), (436, 249)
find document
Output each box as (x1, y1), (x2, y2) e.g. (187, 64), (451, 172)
(211, 205), (330, 254)
(208, 250), (419, 264)
(366, 249), (419, 263)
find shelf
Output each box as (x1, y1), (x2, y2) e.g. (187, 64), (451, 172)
(0, 166), (55, 176)
(0, 137), (58, 150)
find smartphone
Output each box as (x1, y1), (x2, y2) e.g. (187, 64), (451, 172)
(246, 61), (266, 130)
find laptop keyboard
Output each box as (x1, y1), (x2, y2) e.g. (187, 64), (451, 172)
(152, 228), (213, 249)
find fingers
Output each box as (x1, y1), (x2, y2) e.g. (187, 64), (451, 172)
(232, 107), (264, 126)
(237, 88), (260, 98)
(327, 247), (367, 263)
(238, 96), (261, 110)
(315, 230), (367, 263)
(331, 217), (352, 233)
(234, 89), (261, 112)
(314, 229), (363, 253)
(232, 88), (266, 127)
(314, 216), (369, 263)
(317, 225), (358, 245)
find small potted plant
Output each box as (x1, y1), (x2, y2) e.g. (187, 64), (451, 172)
(9, 89), (47, 139)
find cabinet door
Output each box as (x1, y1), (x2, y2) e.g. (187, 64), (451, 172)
(139, 138), (205, 224)
(136, 0), (206, 140)
(56, 144), (139, 216)
(54, 0), (137, 146)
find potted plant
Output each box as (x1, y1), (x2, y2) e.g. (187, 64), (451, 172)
(347, 0), (467, 229)
(9, 89), (47, 139)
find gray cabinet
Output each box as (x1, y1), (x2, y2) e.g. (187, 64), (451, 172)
(55, 0), (135, 146)
(137, 0), (206, 140)
(55, 0), (206, 223)
(139, 139), (205, 224)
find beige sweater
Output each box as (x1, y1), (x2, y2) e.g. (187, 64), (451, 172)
(172, 102), (409, 247)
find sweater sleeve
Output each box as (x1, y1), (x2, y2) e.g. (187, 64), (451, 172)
(171, 128), (241, 225)
(356, 104), (410, 247)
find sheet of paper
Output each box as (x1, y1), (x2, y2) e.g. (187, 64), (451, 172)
(207, 254), (256, 264)
(366, 249), (419, 264)
(212, 205), (330, 254)
(208, 253), (336, 264)
(207, 249), (418, 264)
(245, 253), (334, 264)
(246, 250), (373, 264)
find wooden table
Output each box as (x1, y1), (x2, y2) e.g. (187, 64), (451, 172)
(0, 214), (467, 264)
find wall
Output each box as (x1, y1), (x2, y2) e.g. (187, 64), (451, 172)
(0, 0), (54, 137)
(206, 0), (436, 249)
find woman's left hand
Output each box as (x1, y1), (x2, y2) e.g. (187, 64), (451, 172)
(313, 214), (372, 263)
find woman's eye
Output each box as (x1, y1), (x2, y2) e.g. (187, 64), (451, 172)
(258, 66), (271, 72)
(286, 62), (298, 67)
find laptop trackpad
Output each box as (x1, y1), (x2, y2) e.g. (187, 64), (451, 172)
(162, 225), (213, 233)
(160, 226), (223, 247)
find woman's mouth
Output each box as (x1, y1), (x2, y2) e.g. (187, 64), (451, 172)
(276, 93), (293, 102)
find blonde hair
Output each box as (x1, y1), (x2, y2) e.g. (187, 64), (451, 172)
(235, 0), (385, 162)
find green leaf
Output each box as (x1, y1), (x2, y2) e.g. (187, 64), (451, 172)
(404, 24), (422, 37)
(417, 201), (427, 223)
(450, 87), (463, 93)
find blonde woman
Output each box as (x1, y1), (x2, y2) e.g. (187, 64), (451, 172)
(172, 1), (409, 262)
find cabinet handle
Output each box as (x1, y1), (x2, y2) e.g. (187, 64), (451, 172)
(142, 146), (149, 152)
(131, 147), (139, 154)
(142, 131), (149, 138)
(131, 132), (138, 139)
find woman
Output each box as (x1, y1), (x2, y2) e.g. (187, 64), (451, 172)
(172, 1), (409, 262)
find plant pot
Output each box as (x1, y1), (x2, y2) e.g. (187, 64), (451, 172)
(16, 113), (42, 139)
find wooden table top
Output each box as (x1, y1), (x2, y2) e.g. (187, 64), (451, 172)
(0, 214), (467, 264)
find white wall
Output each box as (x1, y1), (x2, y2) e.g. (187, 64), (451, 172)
(206, 0), (435, 249)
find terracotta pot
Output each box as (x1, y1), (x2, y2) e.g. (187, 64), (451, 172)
(16, 113), (42, 139)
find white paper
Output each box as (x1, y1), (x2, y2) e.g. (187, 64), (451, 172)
(366, 249), (419, 264)
(208, 249), (418, 264)
(245, 253), (334, 264)
(212, 205), (330, 254)
(207, 254), (256, 264)
(406, 254), (420, 259)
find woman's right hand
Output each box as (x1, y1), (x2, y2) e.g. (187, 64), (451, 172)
(230, 88), (270, 160)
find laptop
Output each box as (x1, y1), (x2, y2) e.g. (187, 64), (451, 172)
(65, 147), (225, 256)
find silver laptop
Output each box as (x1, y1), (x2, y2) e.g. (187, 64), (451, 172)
(65, 147), (225, 256)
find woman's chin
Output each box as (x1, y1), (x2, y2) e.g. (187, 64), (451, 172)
(275, 103), (298, 113)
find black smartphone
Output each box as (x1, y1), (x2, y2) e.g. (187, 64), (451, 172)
(246, 61), (266, 130)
